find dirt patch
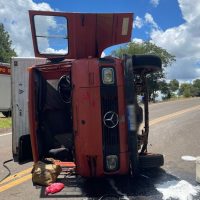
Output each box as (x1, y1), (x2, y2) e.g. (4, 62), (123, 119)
(0, 128), (12, 134)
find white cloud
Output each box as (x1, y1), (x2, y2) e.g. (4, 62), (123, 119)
(133, 16), (144, 29)
(45, 48), (67, 54)
(178, 0), (200, 23)
(145, 13), (159, 29)
(165, 58), (199, 81)
(132, 38), (143, 43)
(0, 0), (53, 57)
(133, 13), (159, 31)
(148, 0), (200, 81)
(150, 0), (160, 7)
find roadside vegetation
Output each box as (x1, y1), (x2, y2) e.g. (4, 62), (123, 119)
(0, 115), (12, 129)
(0, 23), (17, 62)
(112, 41), (200, 102)
(159, 79), (200, 100)
(0, 23), (15, 130)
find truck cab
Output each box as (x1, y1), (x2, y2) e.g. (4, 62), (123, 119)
(14, 10), (163, 177)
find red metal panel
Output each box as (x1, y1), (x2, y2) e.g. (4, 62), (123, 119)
(97, 13), (133, 55)
(72, 59), (90, 87)
(72, 59), (104, 177)
(28, 66), (39, 162)
(72, 58), (130, 176)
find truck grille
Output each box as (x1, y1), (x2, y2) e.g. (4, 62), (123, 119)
(101, 95), (119, 154)
(100, 80), (120, 172)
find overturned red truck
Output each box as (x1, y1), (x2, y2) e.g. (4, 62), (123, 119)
(14, 10), (164, 177)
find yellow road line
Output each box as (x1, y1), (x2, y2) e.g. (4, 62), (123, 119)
(0, 174), (32, 193)
(150, 105), (200, 126)
(0, 104), (200, 193)
(0, 167), (32, 185)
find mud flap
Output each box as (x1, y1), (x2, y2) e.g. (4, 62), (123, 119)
(18, 135), (33, 163)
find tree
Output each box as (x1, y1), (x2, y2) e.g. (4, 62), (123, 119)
(158, 80), (171, 99)
(179, 83), (193, 97)
(0, 23), (17, 63)
(192, 79), (200, 96)
(169, 79), (179, 92)
(112, 41), (176, 101)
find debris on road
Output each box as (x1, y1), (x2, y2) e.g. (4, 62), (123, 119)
(45, 183), (64, 195)
(156, 180), (200, 200)
(32, 161), (62, 186)
(181, 155), (196, 161)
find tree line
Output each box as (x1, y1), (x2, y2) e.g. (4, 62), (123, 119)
(159, 79), (200, 100)
(112, 41), (200, 101)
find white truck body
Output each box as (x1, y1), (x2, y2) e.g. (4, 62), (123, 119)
(0, 63), (11, 112)
(11, 57), (46, 161)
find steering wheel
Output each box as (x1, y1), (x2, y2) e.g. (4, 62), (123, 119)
(57, 75), (72, 103)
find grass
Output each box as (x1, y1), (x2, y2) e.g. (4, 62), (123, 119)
(0, 117), (12, 129)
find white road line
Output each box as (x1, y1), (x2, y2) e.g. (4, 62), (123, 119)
(0, 132), (12, 137)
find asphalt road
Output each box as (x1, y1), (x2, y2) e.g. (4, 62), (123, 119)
(0, 97), (200, 200)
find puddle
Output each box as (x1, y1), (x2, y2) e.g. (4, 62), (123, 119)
(181, 156), (196, 161)
(156, 180), (200, 200)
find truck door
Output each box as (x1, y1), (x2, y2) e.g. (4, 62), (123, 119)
(29, 10), (133, 59)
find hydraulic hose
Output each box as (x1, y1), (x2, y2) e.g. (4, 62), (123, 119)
(0, 159), (13, 183)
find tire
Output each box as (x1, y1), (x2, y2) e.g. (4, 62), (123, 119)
(139, 153), (164, 169)
(132, 55), (162, 74)
(2, 111), (11, 118)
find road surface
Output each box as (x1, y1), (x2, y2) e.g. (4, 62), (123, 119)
(0, 98), (200, 200)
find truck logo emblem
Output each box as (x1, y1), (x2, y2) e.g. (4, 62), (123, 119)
(103, 111), (119, 128)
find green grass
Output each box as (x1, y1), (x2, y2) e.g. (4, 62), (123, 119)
(0, 117), (12, 128)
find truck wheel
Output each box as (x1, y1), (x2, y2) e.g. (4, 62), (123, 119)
(2, 111), (11, 118)
(139, 153), (164, 168)
(132, 55), (162, 74)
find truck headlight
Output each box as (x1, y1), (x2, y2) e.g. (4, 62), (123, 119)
(106, 155), (118, 171)
(102, 68), (114, 84)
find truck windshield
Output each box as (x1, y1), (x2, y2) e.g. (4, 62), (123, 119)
(34, 15), (68, 55)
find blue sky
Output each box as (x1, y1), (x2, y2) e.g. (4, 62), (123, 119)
(31, 0), (183, 40)
(32, 0), (184, 40)
(1, 0), (200, 81)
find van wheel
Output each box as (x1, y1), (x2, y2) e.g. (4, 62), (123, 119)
(139, 153), (164, 168)
(2, 111), (11, 118)
(132, 55), (162, 74)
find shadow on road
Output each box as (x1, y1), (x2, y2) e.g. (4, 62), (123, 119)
(38, 168), (179, 199)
